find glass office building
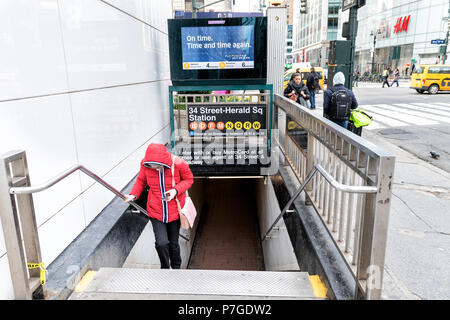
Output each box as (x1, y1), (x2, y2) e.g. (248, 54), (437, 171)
(292, 0), (341, 66)
(339, 0), (450, 75)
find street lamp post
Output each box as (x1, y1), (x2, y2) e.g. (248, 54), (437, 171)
(370, 29), (380, 73)
(348, 6), (358, 89)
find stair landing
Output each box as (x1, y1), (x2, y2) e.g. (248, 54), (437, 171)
(70, 267), (319, 300)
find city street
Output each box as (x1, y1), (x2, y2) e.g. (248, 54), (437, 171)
(314, 84), (450, 299)
(316, 83), (450, 173)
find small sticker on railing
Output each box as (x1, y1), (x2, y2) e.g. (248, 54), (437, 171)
(28, 262), (47, 285)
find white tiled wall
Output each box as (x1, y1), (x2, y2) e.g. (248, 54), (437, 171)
(0, 1), (69, 101)
(0, 0), (172, 299)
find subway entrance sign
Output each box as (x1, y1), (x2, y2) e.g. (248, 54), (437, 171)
(169, 86), (273, 176)
(185, 103), (267, 166)
(187, 104), (266, 135)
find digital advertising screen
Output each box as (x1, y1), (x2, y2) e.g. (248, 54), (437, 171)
(181, 25), (255, 70)
(168, 17), (267, 86)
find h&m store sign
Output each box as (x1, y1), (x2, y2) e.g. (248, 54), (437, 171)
(393, 15), (411, 34)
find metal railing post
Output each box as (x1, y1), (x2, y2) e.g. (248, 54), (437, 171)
(305, 119), (314, 205)
(356, 156), (395, 299)
(0, 150), (42, 299)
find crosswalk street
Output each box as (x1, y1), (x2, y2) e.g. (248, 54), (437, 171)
(351, 80), (410, 88)
(355, 102), (450, 131)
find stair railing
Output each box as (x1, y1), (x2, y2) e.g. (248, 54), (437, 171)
(0, 150), (188, 299)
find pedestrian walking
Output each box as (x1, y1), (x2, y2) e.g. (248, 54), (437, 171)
(306, 67), (320, 109)
(323, 72), (358, 129)
(382, 68), (391, 88)
(284, 73), (310, 108)
(123, 143), (194, 269)
(353, 70), (360, 87)
(391, 68), (400, 87)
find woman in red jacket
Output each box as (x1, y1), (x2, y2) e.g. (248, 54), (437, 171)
(123, 143), (193, 269)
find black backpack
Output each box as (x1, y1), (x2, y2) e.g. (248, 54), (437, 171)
(329, 89), (352, 121)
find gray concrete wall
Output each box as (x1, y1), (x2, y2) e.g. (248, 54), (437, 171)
(255, 178), (300, 271)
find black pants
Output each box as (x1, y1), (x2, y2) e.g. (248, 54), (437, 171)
(149, 218), (181, 269)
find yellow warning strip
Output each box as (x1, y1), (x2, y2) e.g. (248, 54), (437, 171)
(308, 275), (328, 298)
(27, 262), (47, 285)
(74, 271), (97, 293)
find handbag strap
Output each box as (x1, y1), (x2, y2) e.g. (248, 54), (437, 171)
(171, 156), (183, 213)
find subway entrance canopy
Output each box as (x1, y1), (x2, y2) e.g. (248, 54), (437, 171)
(167, 17), (273, 176)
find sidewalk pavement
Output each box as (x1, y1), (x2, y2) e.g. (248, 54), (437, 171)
(361, 129), (450, 300)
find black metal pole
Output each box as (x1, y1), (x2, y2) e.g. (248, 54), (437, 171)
(371, 35), (376, 73)
(192, 0), (197, 18)
(348, 6), (358, 89)
(443, 1), (450, 64)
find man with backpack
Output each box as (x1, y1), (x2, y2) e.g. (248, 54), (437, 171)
(323, 72), (358, 129)
(306, 67), (320, 109)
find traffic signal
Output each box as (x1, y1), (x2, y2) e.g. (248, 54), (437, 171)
(342, 22), (349, 39)
(300, 0), (307, 14)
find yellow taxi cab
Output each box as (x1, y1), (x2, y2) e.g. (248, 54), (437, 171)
(410, 65), (450, 94)
(283, 67), (325, 91)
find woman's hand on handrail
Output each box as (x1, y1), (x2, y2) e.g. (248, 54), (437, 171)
(123, 194), (137, 203)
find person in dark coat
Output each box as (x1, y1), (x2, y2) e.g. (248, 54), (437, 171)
(306, 67), (320, 109)
(284, 73), (310, 108)
(124, 143), (194, 269)
(323, 72), (358, 129)
(382, 68), (391, 88)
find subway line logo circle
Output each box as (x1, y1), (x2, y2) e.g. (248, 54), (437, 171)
(217, 122), (225, 130)
(225, 122), (234, 130)
(189, 121), (263, 131)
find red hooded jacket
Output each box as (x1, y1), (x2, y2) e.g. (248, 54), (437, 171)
(130, 144), (193, 223)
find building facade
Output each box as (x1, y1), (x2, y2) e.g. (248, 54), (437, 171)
(173, 0), (266, 17)
(339, 0), (450, 75)
(292, 0), (341, 67)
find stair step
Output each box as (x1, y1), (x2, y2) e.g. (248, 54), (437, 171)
(71, 268), (319, 300)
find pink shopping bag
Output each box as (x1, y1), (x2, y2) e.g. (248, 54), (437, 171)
(171, 156), (197, 229)
(180, 191), (197, 228)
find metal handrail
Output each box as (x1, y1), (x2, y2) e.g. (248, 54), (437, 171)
(275, 94), (395, 300)
(262, 142), (377, 241)
(9, 165), (189, 241)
